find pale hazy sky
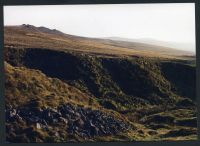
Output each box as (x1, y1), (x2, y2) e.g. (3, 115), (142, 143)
(4, 3), (196, 52)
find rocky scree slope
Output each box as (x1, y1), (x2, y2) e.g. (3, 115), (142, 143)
(5, 62), (139, 142)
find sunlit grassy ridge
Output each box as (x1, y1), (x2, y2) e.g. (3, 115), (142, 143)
(4, 25), (195, 59)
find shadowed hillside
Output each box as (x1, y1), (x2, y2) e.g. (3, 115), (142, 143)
(160, 62), (196, 100)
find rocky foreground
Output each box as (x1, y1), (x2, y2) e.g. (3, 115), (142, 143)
(6, 102), (132, 142)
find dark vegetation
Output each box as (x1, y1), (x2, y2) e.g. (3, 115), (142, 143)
(160, 62), (196, 100)
(4, 25), (197, 142)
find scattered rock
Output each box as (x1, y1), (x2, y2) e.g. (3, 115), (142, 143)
(36, 123), (41, 129)
(58, 117), (68, 124)
(74, 118), (84, 128)
(6, 103), (131, 139)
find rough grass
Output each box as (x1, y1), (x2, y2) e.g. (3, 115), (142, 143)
(5, 48), (185, 112)
(5, 62), (147, 142)
(5, 61), (99, 109)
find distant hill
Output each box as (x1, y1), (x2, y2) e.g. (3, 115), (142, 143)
(105, 37), (195, 55)
(4, 25), (195, 59)
(20, 24), (65, 35)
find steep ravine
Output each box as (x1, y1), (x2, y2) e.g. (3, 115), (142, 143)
(4, 47), (197, 142)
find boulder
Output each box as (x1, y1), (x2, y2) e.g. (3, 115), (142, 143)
(36, 123), (41, 129)
(74, 119), (84, 128)
(59, 117), (68, 124)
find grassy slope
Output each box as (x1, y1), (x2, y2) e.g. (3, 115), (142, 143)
(4, 25), (194, 59)
(6, 62), (149, 142)
(5, 61), (99, 109)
